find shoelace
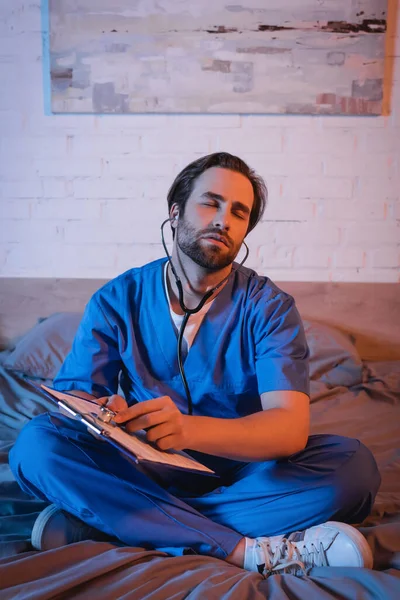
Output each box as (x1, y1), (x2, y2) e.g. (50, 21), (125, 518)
(255, 538), (329, 577)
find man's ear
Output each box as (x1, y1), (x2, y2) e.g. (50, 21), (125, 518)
(170, 205), (179, 227)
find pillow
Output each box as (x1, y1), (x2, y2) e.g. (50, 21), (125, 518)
(3, 311), (363, 388)
(3, 312), (82, 381)
(303, 319), (364, 388)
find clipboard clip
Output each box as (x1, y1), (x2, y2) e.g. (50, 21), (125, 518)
(58, 400), (115, 437)
(98, 405), (117, 424)
(58, 392), (117, 426)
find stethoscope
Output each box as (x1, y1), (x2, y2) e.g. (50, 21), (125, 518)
(160, 217), (249, 415)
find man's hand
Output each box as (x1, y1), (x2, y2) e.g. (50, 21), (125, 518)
(113, 396), (190, 451)
(98, 394), (128, 414)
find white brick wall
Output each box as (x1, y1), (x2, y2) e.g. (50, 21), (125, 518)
(0, 0), (399, 282)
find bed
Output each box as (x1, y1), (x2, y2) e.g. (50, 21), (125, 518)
(0, 278), (399, 599)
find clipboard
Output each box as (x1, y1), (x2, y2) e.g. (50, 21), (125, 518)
(31, 383), (216, 477)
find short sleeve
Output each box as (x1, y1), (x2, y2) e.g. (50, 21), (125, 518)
(254, 294), (310, 397)
(53, 294), (122, 398)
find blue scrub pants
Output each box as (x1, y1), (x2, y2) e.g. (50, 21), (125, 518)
(9, 412), (381, 559)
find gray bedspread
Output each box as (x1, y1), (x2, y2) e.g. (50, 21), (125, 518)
(0, 361), (399, 599)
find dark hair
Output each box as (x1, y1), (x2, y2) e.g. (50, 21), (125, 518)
(167, 152), (267, 236)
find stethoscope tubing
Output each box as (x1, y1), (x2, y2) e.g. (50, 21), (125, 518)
(161, 218), (248, 415)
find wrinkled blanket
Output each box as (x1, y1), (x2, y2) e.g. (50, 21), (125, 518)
(0, 361), (399, 599)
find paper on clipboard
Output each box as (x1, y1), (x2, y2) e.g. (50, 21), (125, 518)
(40, 385), (215, 476)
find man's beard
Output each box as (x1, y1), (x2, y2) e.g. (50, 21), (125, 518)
(176, 217), (239, 271)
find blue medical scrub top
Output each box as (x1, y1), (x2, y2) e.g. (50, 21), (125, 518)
(54, 258), (310, 474)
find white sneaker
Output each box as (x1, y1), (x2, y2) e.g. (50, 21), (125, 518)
(244, 521), (373, 577)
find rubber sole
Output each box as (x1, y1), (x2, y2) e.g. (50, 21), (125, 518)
(31, 504), (62, 551)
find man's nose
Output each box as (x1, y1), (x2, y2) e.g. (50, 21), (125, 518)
(213, 208), (231, 230)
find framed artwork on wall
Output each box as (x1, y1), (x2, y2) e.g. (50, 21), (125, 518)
(44, 0), (388, 115)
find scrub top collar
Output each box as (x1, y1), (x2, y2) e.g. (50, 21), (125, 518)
(148, 258), (239, 381)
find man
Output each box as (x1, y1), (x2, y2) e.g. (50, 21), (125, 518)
(10, 152), (380, 577)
